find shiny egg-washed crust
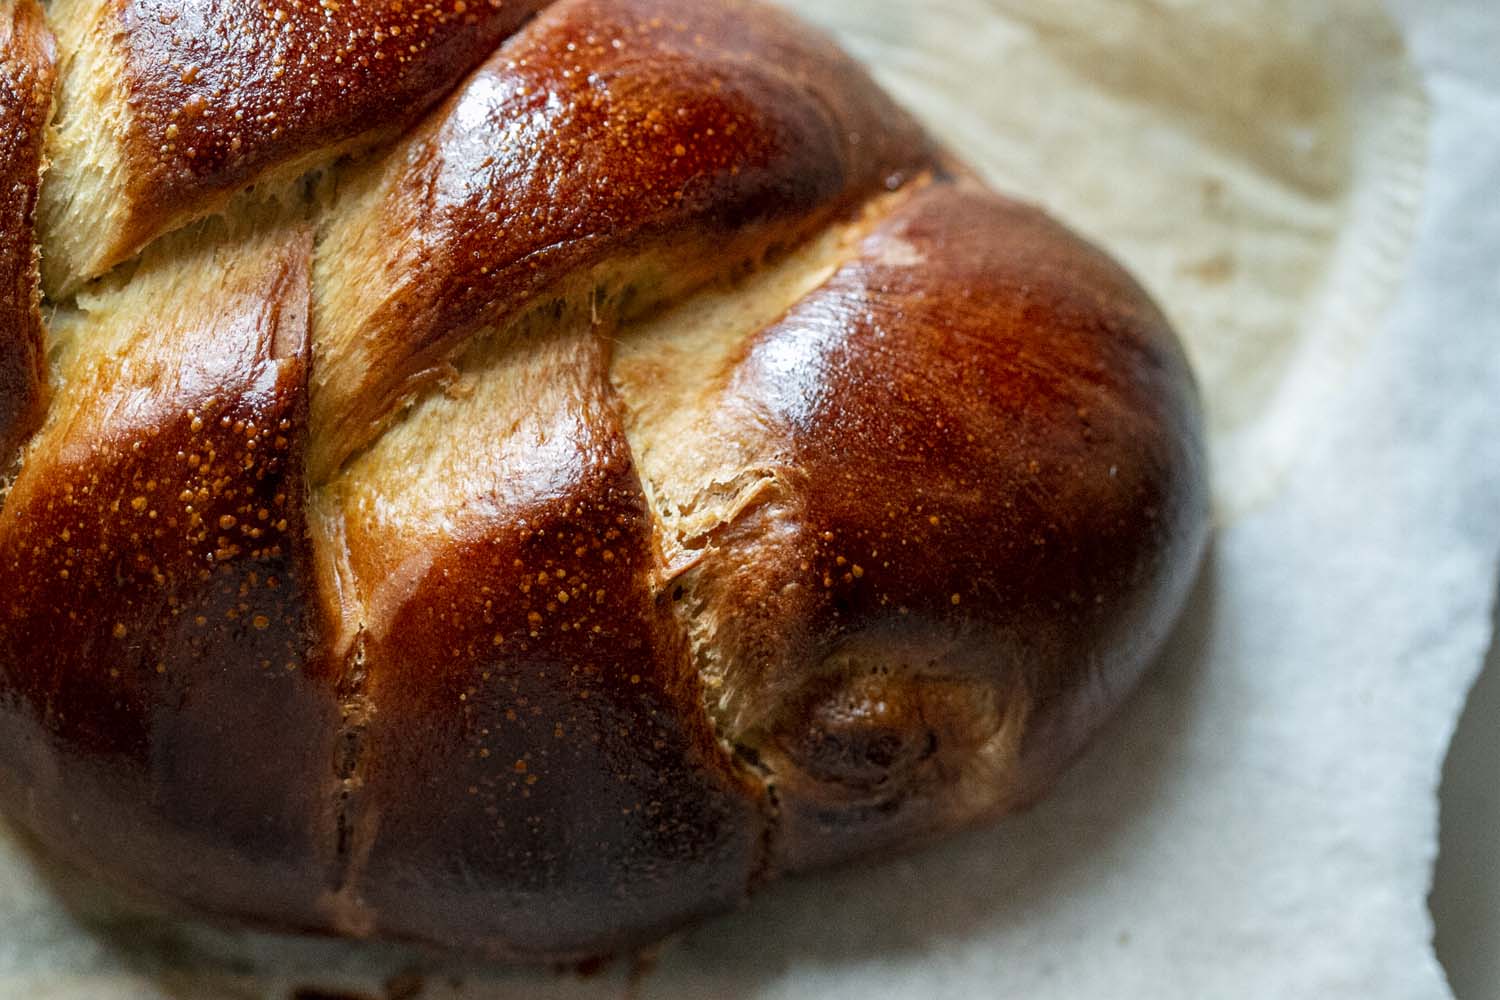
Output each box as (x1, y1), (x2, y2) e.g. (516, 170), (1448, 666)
(1, 0), (1210, 960)
(0, 0), (54, 463)
(38, 0), (553, 294)
(308, 0), (935, 479)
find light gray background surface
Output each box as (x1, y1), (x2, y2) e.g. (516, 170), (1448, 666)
(1389, 0), (1500, 990)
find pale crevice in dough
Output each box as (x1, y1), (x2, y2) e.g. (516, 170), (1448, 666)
(306, 158), (817, 935)
(38, 199), (309, 455)
(609, 182), (925, 739)
(305, 179), (928, 889)
(15, 193), (384, 932)
(310, 163), (840, 485)
(37, 0), (134, 299)
(34, 0), (459, 301)
(610, 184), (924, 574)
(310, 143), (680, 486)
(39, 189), (392, 939)
(305, 314), (641, 932)
(320, 316), (616, 634)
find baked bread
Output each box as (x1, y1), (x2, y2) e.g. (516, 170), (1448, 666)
(0, 0), (1209, 960)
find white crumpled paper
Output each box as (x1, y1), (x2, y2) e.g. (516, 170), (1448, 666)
(3, 0), (1498, 996)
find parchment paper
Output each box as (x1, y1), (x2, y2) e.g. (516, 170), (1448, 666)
(3, 0), (1498, 996)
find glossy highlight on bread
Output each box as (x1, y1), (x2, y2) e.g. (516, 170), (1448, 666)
(0, 0), (1209, 960)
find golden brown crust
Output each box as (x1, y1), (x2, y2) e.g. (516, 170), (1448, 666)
(117, 0), (554, 255)
(649, 183), (1208, 869)
(39, 0), (553, 291)
(0, 0), (1211, 961)
(345, 335), (765, 955)
(0, 0), (55, 464)
(309, 0), (935, 478)
(312, 319), (767, 956)
(0, 214), (340, 928)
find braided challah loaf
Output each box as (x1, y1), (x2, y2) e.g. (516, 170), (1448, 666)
(0, 0), (1208, 959)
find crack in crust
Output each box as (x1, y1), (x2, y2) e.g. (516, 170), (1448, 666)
(321, 630), (378, 938)
(0, 0), (1210, 960)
